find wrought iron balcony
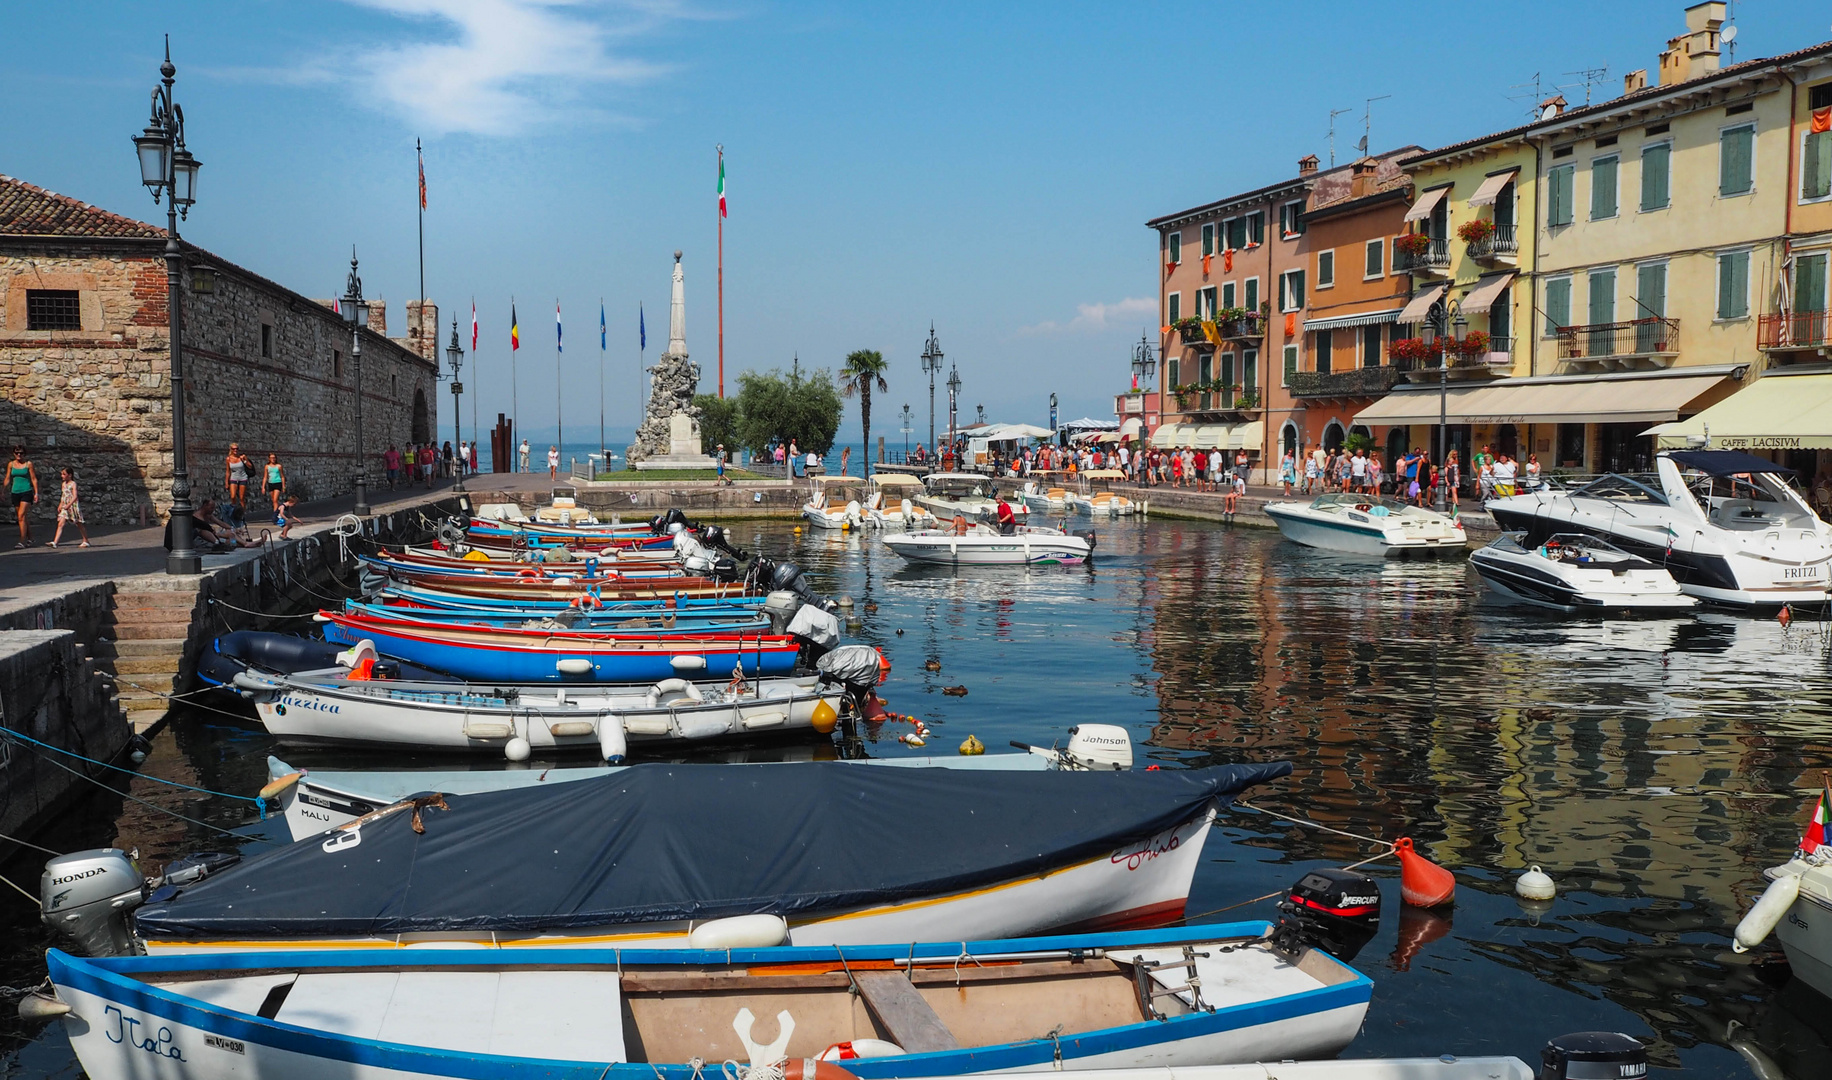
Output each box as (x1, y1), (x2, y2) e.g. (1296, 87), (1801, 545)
(1220, 314), (1267, 341)
(1286, 365), (1408, 398)
(1466, 224), (1519, 261)
(1394, 237), (1450, 275)
(1556, 317), (1680, 362)
(1173, 321), (1214, 350)
(1758, 311), (1832, 351)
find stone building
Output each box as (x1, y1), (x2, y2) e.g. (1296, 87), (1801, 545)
(0, 174), (438, 524)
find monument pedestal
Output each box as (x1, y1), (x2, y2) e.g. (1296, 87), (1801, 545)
(635, 412), (719, 471)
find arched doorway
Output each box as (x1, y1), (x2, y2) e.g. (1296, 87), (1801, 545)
(411, 388), (430, 445)
(1386, 427), (1409, 472)
(1496, 423), (1519, 459)
(1281, 422), (1299, 459)
(1322, 421), (1345, 452)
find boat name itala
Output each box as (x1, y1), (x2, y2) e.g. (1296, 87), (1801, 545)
(103, 1006), (185, 1061)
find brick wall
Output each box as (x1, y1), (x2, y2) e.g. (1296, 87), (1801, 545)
(0, 240), (438, 523)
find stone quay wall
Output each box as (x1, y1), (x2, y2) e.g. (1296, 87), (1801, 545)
(0, 630), (131, 844)
(0, 238), (439, 524)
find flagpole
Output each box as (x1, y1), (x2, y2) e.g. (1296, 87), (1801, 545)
(717, 144), (725, 399)
(599, 300), (606, 477)
(416, 138), (425, 357)
(556, 299), (564, 471)
(511, 297), (519, 468)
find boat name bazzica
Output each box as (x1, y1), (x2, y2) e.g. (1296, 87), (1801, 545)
(275, 695), (340, 715)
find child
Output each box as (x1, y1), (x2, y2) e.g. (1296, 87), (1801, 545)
(49, 467), (89, 548)
(277, 496), (303, 540)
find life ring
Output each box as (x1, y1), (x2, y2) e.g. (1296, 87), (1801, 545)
(645, 678), (705, 709)
(951, 515), (969, 536)
(787, 1060), (862, 1080)
(517, 567), (546, 579)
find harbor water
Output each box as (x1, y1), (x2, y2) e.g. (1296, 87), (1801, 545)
(5, 516), (1832, 1078)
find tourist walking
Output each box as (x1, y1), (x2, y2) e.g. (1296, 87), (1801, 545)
(1279, 448), (1296, 496)
(1525, 453), (1543, 491)
(47, 467), (87, 548)
(547, 445), (559, 480)
(263, 453), (286, 520)
(1303, 446), (1320, 494)
(384, 444), (401, 490)
(1366, 453), (1383, 497)
(1444, 450), (1461, 510)
(518, 438), (531, 472)
(469, 441), (479, 474)
(1350, 449), (1367, 494)
(224, 443), (252, 511)
(442, 441), (455, 478)
(841, 445), (852, 478)
(1493, 453), (1519, 497)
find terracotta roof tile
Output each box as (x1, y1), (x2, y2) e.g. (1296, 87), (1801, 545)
(0, 174), (166, 239)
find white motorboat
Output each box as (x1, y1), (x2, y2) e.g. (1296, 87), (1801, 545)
(1263, 494), (1465, 557)
(882, 522), (1093, 565)
(231, 668), (846, 762)
(1067, 470), (1137, 517)
(801, 476), (864, 530)
(1737, 848), (1832, 1000)
(1487, 449), (1832, 608)
(1469, 532), (1697, 613)
(916, 472), (1027, 524)
(1021, 480), (1071, 512)
(268, 724), (1137, 838)
(864, 474), (937, 529)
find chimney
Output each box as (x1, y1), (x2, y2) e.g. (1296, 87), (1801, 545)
(1298, 154), (1320, 177)
(1623, 69), (1648, 94)
(1538, 95), (1569, 120)
(365, 298), (387, 336)
(405, 299), (439, 361)
(1657, 1), (1724, 86)
(1350, 159), (1378, 199)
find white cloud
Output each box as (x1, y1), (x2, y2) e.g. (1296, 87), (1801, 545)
(1017, 296), (1156, 337)
(328, 0), (702, 136)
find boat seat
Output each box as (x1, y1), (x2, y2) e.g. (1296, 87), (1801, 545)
(852, 970), (961, 1054)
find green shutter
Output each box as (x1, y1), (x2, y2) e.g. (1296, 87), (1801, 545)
(1168, 293), (1181, 323)
(1636, 263), (1667, 319)
(1721, 125), (1754, 196)
(1366, 240), (1384, 278)
(1718, 252), (1749, 319)
(1219, 353), (1233, 386)
(1591, 156), (1618, 219)
(1588, 269), (1616, 325)
(1641, 143), (1671, 210)
(1315, 330), (1332, 374)
(1169, 232), (1182, 263)
(1202, 224), (1215, 256)
(1806, 132), (1832, 201)
(1243, 349), (1258, 389)
(1245, 278), (1259, 311)
(1249, 212), (1265, 245)
(1797, 254), (1829, 314)
(1283, 344), (1298, 377)
(1490, 294), (1510, 344)
(1200, 354), (1212, 385)
(1547, 165), (1573, 226)
(1318, 251), (1334, 287)
(1222, 282), (1236, 308)
(1545, 278), (1571, 334)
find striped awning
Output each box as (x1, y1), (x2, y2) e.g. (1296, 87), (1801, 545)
(1467, 169), (1518, 207)
(1303, 307), (1405, 333)
(1149, 423), (1184, 448)
(1404, 185), (1451, 223)
(1460, 272), (1516, 315)
(1396, 284), (1447, 324)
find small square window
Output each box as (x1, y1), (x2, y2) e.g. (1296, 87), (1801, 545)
(26, 290), (81, 331)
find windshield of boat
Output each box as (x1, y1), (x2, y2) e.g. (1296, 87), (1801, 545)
(926, 479), (987, 497)
(1572, 473), (1668, 505)
(1544, 533), (1634, 559)
(1680, 468), (1816, 527)
(1309, 493), (1410, 513)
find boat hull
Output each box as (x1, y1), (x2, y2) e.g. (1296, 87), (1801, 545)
(882, 530), (1090, 565)
(1468, 549), (1697, 613)
(1263, 504), (1463, 558)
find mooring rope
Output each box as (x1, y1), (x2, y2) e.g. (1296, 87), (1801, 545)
(0, 727), (270, 816)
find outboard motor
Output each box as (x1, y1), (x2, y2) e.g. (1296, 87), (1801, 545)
(696, 524), (750, 562)
(1075, 529), (1098, 551)
(1063, 724), (1132, 770)
(436, 515), (469, 552)
(815, 645), (888, 742)
(763, 589), (805, 633)
(1271, 867), (1381, 961)
(1539, 1033), (1646, 1080)
(40, 849), (146, 957)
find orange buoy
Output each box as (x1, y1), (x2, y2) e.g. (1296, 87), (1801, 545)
(877, 652), (892, 683)
(1779, 604), (1793, 628)
(1389, 904), (1452, 972)
(784, 1060), (860, 1080)
(1394, 836), (1455, 908)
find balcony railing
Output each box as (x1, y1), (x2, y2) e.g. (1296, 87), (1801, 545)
(1221, 313), (1267, 340)
(1758, 311), (1832, 351)
(1394, 236), (1450, 274)
(1466, 223), (1519, 260)
(1286, 365), (1409, 398)
(1556, 317), (1680, 361)
(1174, 321), (1214, 350)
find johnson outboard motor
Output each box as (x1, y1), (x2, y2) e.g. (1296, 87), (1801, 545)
(1539, 1033), (1646, 1080)
(1270, 867), (1381, 961)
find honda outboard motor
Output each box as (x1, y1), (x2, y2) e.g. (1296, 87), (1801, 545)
(41, 849), (146, 957)
(1539, 1033), (1646, 1080)
(1271, 867), (1381, 961)
(763, 589), (805, 633)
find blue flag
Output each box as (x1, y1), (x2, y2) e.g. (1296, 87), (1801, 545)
(600, 303), (606, 350)
(639, 304), (646, 350)
(556, 300), (562, 352)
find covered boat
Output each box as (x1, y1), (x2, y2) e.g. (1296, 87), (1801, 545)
(338, 598), (773, 636)
(38, 920), (1371, 1080)
(99, 762), (1289, 953)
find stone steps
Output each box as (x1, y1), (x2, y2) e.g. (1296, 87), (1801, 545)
(98, 585), (204, 736)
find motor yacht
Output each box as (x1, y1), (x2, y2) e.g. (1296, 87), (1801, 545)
(881, 522), (1092, 565)
(1486, 449), (1832, 608)
(1263, 494), (1465, 557)
(1469, 532), (1697, 613)
(916, 472), (1027, 524)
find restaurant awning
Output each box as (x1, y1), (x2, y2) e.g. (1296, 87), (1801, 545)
(1460, 272), (1516, 315)
(1353, 370), (1734, 427)
(1303, 307), (1405, 333)
(1149, 423), (1184, 448)
(1404, 185), (1451, 223)
(1396, 284), (1447, 325)
(1226, 421), (1265, 451)
(1467, 169), (1518, 207)
(1190, 425), (1226, 449)
(1118, 417), (1143, 439)
(1644, 371), (1832, 449)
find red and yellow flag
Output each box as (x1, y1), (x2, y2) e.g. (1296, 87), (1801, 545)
(510, 303), (520, 352)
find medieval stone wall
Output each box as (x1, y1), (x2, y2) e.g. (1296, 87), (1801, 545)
(0, 240), (437, 524)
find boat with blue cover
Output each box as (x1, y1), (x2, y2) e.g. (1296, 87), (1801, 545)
(338, 598), (774, 635)
(375, 582), (766, 616)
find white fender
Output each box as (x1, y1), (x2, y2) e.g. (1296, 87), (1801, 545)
(846, 500), (862, 526)
(900, 498), (914, 528)
(1735, 864), (1806, 952)
(646, 678), (706, 708)
(598, 717), (628, 764)
(556, 658), (594, 676)
(687, 913), (789, 949)
(670, 655), (708, 673)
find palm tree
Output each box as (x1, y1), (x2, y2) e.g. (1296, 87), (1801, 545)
(839, 349), (889, 476)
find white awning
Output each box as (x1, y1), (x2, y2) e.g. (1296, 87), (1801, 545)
(1396, 284), (1447, 324)
(1226, 421), (1265, 451)
(1403, 185), (1451, 223)
(1645, 371), (1832, 449)
(1303, 307), (1405, 333)
(1149, 423), (1184, 448)
(1190, 425), (1226, 449)
(1460, 272), (1516, 315)
(1354, 371), (1733, 427)
(1118, 417), (1143, 439)
(1467, 170), (1519, 207)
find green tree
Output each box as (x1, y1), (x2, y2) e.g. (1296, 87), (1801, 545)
(733, 366), (842, 457)
(693, 393), (738, 458)
(838, 349), (889, 475)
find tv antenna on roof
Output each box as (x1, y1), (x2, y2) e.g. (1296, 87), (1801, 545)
(1361, 95), (1391, 157)
(1506, 72), (1544, 120)
(1327, 107), (1353, 166)
(1561, 66), (1610, 106)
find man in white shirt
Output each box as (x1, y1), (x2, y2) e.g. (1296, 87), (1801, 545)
(1117, 445), (1130, 472)
(1350, 450), (1368, 494)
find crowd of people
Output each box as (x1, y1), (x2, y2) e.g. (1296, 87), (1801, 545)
(386, 441), (477, 488)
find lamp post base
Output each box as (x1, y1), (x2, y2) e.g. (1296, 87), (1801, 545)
(353, 479), (371, 518)
(165, 552), (201, 575)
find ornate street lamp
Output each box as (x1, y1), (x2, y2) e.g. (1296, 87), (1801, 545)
(132, 37), (203, 574)
(446, 318), (466, 494)
(946, 365), (962, 455)
(1048, 392), (1059, 435)
(1130, 333), (1157, 437)
(340, 250), (372, 516)
(899, 403), (913, 460)
(920, 323), (943, 453)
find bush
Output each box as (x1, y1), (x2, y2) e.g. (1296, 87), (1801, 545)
(732, 367), (842, 457)
(694, 393), (738, 454)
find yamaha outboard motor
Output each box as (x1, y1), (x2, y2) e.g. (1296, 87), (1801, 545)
(1539, 1033), (1646, 1080)
(1271, 867), (1381, 961)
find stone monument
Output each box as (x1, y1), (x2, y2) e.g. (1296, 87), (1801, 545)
(629, 251), (718, 470)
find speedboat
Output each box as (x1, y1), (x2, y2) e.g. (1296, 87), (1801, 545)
(1737, 846), (1832, 1000)
(1487, 450), (1832, 608)
(916, 472), (1027, 524)
(881, 522), (1093, 565)
(800, 476), (863, 530)
(1020, 480), (1070, 512)
(1070, 470), (1137, 517)
(1263, 494), (1465, 557)
(1468, 532), (1697, 613)
(864, 474), (936, 529)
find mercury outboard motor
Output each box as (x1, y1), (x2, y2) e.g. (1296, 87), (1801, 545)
(1539, 1033), (1647, 1080)
(1271, 867), (1381, 961)
(696, 524), (750, 562)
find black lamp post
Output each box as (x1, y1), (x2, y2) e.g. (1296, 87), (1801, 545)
(1049, 392), (1058, 434)
(946, 365), (962, 456)
(920, 324), (943, 453)
(340, 251), (372, 516)
(446, 318), (465, 494)
(132, 37), (203, 574)
(899, 404), (913, 460)
(1130, 332), (1157, 440)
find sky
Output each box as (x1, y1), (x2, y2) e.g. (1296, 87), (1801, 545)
(4, 1), (1829, 444)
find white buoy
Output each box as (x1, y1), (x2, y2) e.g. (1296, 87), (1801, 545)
(837, 596), (855, 608)
(504, 737), (532, 762)
(1515, 865), (1556, 901)
(1735, 864), (1806, 952)
(598, 719), (628, 764)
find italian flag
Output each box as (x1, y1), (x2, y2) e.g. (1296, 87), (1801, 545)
(718, 154), (727, 218)
(1802, 780), (1832, 853)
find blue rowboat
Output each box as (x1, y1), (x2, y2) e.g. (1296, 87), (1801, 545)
(40, 922), (1371, 1080)
(319, 609), (800, 682)
(359, 553), (687, 581)
(339, 599), (773, 636)
(377, 583), (766, 616)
